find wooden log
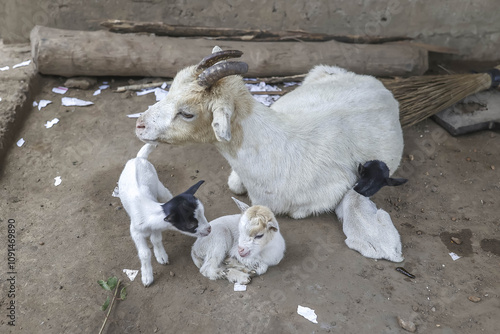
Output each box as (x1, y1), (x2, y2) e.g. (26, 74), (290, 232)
(31, 26), (428, 78)
(100, 19), (412, 44)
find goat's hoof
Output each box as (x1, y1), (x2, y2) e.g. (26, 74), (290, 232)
(142, 276), (154, 287)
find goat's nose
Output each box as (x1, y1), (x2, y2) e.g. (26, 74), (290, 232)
(136, 119), (146, 129)
(207, 226), (211, 234)
(238, 246), (245, 254)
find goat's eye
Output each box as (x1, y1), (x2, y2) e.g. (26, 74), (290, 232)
(254, 234), (264, 239)
(178, 111), (194, 119)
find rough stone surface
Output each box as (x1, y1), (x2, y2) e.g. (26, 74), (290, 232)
(1, 1), (500, 61)
(398, 317), (417, 332)
(64, 77), (97, 90)
(0, 40), (38, 164)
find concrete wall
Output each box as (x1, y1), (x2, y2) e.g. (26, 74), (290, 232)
(1, 0), (499, 61)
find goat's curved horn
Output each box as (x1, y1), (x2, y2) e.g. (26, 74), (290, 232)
(198, 61), (248, 88)
(196, 50), (244, 71)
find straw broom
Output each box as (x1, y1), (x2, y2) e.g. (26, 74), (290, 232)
(380, 66), (500, 127)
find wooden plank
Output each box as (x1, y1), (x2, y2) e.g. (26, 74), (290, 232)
(31, 26), (428, 78)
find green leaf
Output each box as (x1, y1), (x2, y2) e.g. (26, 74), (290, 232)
(120, 287), (127, 301)
(107, 277), (118, 290)
(98, 280), (111, 291)
(101, 296), (110, 311)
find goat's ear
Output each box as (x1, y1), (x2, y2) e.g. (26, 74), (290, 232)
(184, 180), (205, 195)
(357, 163), (365, 175)
(267, 219), (279, 232)
(385, 177), (408, 187)
(212, 106), (232, 142)
(231, 197), (250, 213)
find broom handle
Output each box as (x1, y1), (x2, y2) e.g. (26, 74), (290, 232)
(487, 65), (500, 89)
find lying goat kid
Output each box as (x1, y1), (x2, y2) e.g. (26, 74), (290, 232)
(118, 144), (211, 286)
(191, 198), (285, 284)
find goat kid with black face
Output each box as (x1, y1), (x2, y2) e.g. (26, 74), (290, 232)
(117, 144), (211, 286)
(136, 47), (405, 262)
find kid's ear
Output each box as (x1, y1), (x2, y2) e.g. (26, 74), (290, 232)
(385, 177), (408, 187)
(184, 180), (205, 195)
(267, 219), (279, 232)
(231, 197), (250, 213)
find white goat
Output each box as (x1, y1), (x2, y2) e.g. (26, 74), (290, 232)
(191, 198), (285, 284)
(136, 47), (405, 261)
(117, 144), (211, 286)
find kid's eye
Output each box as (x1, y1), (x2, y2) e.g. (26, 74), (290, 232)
(254, 234), (264, 239)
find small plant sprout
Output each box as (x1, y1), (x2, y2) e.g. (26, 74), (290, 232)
(97, 276), (127, 334)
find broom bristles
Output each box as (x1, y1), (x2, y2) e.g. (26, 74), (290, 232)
(382, 73), (493, 127)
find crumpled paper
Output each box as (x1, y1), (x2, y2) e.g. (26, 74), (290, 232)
(61, 97), (93, 107)
(297, 305), (318, 324)
(123, 269), (139, 281)
(44, 118), (60, 128)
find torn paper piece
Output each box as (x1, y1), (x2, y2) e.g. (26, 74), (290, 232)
(161, 82), (168, 89)
(136, 88), (157, 96)
(93, 89), (101, 96)
(33, 101), (38, 107)
(12, 60), (31, 68)
(52, 86), (68, 94)
(127, 112), (143, 118)
(44, 118), (60, 128)
(234, 283), (247, 292)
(112, 186), (119, 198)
(0, 66), (9, 71)
(297, 305), (318, 324)
(99, 84), (110, 90)
(38, 100), (52, 111)
(16, 138), (25, 147)
(123, 269), (139, 281)
(284, 81), (301, 87)
(449, 252), (461, 261)
(54, 176), (62, 186)
(0, 97), (2, 102)
(154, 88), (168, 101)
(61, 97), (93, 107)
(103, 81), (109, 84)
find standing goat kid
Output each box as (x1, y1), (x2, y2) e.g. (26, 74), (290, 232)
(192, 198), (285, 284)
(117, 144), (211, 286)
(136, 47), (405, 262)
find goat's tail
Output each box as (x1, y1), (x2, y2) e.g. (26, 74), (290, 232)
(136, 143), (157, 159)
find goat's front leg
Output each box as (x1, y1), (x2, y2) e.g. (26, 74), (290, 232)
(150, 231), (169, 265)
(130, 228), (154, 287)
(228, 170), (247, 195)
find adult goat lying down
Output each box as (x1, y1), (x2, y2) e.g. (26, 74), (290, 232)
(136, 47), (405, 262)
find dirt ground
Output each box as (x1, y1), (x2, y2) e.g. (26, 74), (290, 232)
(0, 73), (499, 334)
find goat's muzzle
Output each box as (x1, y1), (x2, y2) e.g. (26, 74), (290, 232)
(136, 119), (146, 129)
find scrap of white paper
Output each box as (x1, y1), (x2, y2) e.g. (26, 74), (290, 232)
(54, 176), (62, 186)
(0, 66), (9, 71)
(38, 100), (52, 110)
(112, 186), (119, 198)
(234, 283), (247, 292)
(161, 82), (167, 89)
(61, 97), (93, 107)
(16, 138), (25, 147)
(99, 84), (110, 90)
(449, 252), (461, 261)
(123, 269), (139, 281)
(93, 89), (101, 96)
(52, 87), (68, 94)
(33, 101), (38, 107)
(127, 112), (143, 118)
(136, 88), (157, 96)
(12, 60), (31, 68)
(44, 118), (60, 128)
(0, 97), (2, 102)
(297, 305), (318, 324)
(246, 82), (282, 106)
(154, 88), (168, 101)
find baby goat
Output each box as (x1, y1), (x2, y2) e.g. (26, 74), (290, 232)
(117, 143), (211, 286)
(191, 198), (285, 284)
(354, 160), (407, 197)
